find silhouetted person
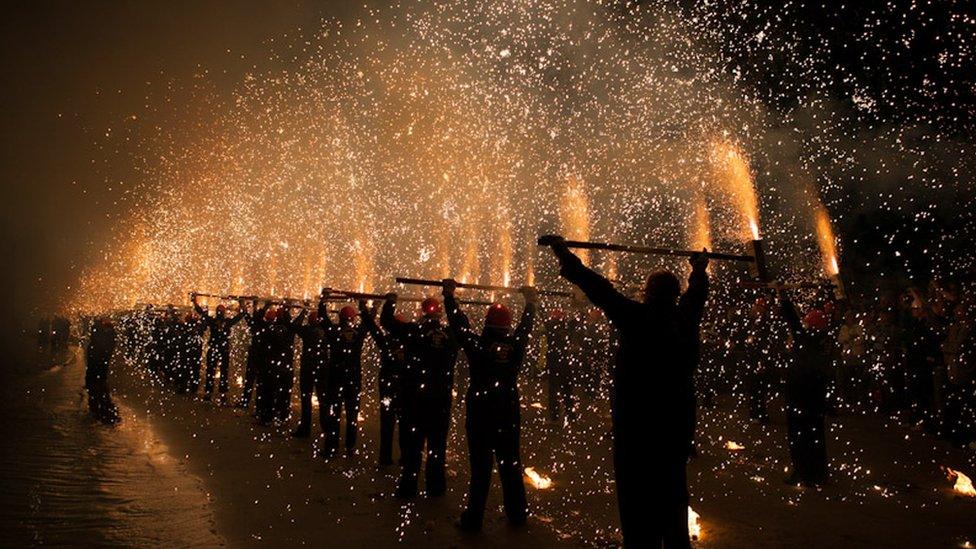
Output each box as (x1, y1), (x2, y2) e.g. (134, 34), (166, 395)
(541, 234), (709, 549)
(176, 312), (205, 394)
(85, 317), (120, 425)
(265, 305), (303, 422)
(254, 305), (280, 425)
(319, 290), (369, 458)
(744, 297), (776, 423)
(544, 308), (575, 425)
(192, 295), (244, 403)
(293, 304), (331, 437)
(778, 292), (830, 486)
(238, 300), (272, 409)
(360, 298), (405, 466)
(444, 279), (537, 531)
(382, 295), (459, 497)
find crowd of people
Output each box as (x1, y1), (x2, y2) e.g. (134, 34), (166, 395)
(67, 241), (974, 548)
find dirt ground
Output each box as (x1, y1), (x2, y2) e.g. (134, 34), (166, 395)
(91, 344), (976, 548)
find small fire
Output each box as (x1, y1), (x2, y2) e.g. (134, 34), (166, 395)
(814, 204), (840, 276)
(524, 467), (553, 489)
(945, 467), (976, 497)
(235, 375), (243, 387)
(725, 440), (746, 451)
(710, 139), (761, 241)
(530, 401), (545, 409)
(688, 506), (702, 540)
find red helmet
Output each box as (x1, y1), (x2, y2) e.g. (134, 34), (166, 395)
(264, 307), (277, 322)
(823, 300), (837, 317)
(587, 308), (604, 322)
(803, 309), (829, 331)
(307, 310), (319, 324)
(548, 308), (565, 321)
(394, 313), (408, 323)
(485, 303), (513, 329)
(421, 297), (442, 317)
(339, 305), (357, 322)
(184, 312), (197, 322)
(216, 304), (227, 315)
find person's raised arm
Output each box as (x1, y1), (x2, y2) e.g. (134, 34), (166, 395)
(356, 300), (371, 338)
(317, 288), (335, 329)
(539, 234), (633, 322)
(513, 286), (538, 353)
(229, 299), (246, 326)
(442, 279), (479, 351)
(679, 249), (710, 327)
(291, 306), (307, 330)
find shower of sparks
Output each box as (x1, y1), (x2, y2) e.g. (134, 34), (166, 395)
(814, 203), (841, 276)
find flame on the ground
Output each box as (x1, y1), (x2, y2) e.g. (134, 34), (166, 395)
(945, 467), (976, 497)
(235, 375), (243, 387)
(724, 440), (746, 451)
(814, 203), (840, 276)
(688, 506), (702, 540)
(524, 467), (553, 489)
(710, 139), (761, 241)
(561, 174), (590, 265)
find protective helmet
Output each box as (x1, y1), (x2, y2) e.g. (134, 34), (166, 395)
(587, 308), (604, 322)
(394, 313), (408, 323)
(216, 304), (227, 315)
(184, 312), (197, 322)
(548, 308), (565, 321)
(307, 310), (319, 324)
(264, 307), (277, 322)
(339, 305), (357, 322)
(644, 270), (680, 302)
(421, 297), (442, 317)
(485, 303), (513, 329)
(803, 309), (829, 331)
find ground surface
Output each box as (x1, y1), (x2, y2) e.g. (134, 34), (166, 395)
(4, 345), (976, 547)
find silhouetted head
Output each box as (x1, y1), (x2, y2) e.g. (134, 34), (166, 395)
(485, 303), (512, 332)
(421, 297), (443, 319)
(264, 307), (277, 323)
(643, 270), (680, 304)
(215, 304), (227, 318)
(307, 310), (319, 325)
(802, 309), (829, 331)
(339, 305), (357, 325)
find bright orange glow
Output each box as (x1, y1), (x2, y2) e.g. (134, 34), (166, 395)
(524, 467), (553, 489)
(688, 506), (702, 540)
(561, 175), (591, 265)
(710, 140), (761, 240)
(725, 440), (746, 451)
(814, 204), (840, 276)
(689, 197), (712, 252)
(946, 467), (976, 497)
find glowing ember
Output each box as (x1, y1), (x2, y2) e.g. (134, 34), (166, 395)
(688, 506), (702, 540)
(814, 203), (840, 276)
(524, 467), (553, 490)
(724, 440), (746, 451)
(945, 467), (976, 497)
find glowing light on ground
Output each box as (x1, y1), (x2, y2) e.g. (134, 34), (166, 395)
(524, 467), (553, 490)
